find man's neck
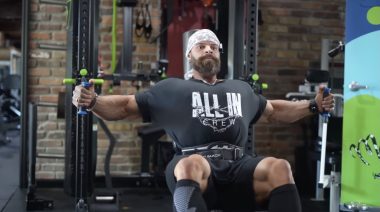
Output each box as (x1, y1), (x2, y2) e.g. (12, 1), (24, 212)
(191, 70), (217, 84)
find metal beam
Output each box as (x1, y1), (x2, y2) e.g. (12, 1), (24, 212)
(245, 0), (259, 78)
(19, 0), (29, 189)
(39, 0), (66, 6)
(227, 0), (245, 80)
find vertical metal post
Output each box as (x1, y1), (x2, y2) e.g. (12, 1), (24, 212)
(215, 0), (229, 79)
(122, 7), (133, 73)
(19, 0), (30, 188)
(114, 5), (135, 75)
(320, 39), (330, 71)
(64, 0), (77, 196)
(90, 0), (99, 193)
(330, 169), (340, 212)
(27, 103), (37, 188)
(227, 0), (258, 79)
(245, 0), (258, 78)
(245, 0), (259, 156)
(315, 161), (324, 200)
(75, 0), (95, 206)
(64, 1), (99, 208)
(227, 0), (244, 80)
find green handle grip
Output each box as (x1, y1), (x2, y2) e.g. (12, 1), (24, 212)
(63, 78), (76, 84)
(91, 79), (104, 84)
(63, 78), (104, 85)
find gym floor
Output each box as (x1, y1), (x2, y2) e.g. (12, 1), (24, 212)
(0, 135), (328, 212)
(0, 130), (20, 211)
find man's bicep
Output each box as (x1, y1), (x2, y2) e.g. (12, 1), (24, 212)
(124, 95), (142, 118)
(257, 100), (274, 123)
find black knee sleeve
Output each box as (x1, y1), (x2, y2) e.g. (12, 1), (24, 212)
(268, 184), (302, 212)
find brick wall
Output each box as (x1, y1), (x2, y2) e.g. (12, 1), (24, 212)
(29, 0), (345, 179)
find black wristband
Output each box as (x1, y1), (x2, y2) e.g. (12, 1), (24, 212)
(309, 99), (319, 114)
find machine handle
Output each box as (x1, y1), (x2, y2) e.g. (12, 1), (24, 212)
(349, 81), (368, 92)
(318, 87), (331, 188)
(78, 69), (90, 115)
(321, 87), (331, 121)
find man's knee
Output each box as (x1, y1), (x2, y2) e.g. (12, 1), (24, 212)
(256, 157), (294, 187)
(174, 154), (210, 182)
(254, 157), (295, 204)
(268, 158), (294, 186)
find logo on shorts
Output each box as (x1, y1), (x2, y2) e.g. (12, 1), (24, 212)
(192, 92), (242, 133)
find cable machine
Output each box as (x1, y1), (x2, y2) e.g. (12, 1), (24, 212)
(63, 0), (164, 210)
(64, 0), (99, 210)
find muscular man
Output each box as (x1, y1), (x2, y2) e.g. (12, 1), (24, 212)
(73, 29), (334, 212)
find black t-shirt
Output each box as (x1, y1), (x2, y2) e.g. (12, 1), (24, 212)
(135, 78), (267, 150)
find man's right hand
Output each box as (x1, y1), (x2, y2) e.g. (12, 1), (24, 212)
(72, 83), (97, 109)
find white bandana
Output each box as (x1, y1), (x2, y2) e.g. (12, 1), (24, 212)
(185, 29), (221, 58)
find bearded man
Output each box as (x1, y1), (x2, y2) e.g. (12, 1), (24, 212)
(73, 29), (335, 212)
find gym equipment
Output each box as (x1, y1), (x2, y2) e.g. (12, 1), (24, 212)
(286, 69), (330, 101)
(100, 0), (167, 187)
(106, 0), (163, 85)
(39, 0), (67, 6)
(223, 0), (258, 81)
(25, 99), (121, 211)
(318, 87), (331, 189)
(245, 73), (268, 95)
(138, 125), (166, 176)
(63, 0), (100, 211)
(26, 103), (56, 211)
(286, 64), (343, 212)
(316, 87), (342, 212)
(76, 69), (93, 211)
(328, 41), (345, 58)
(135, 2), (152, 39)
(63, 1), (162, 210)
(88, 118), (120, 212)
(0, 74), (21, 145)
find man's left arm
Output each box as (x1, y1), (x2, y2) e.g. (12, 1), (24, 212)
(258, 87), (335, 124)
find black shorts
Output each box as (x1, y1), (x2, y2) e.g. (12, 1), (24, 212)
(165, 154), (266, 211)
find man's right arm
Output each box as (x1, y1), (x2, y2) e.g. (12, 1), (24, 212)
(91, 95), (141, 121)
(72, 85), (141, 121)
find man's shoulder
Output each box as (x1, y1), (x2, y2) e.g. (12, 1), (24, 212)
(149, 78), (188, 91)
(157, 77), (184, 84)
(223, 79), (250, 86)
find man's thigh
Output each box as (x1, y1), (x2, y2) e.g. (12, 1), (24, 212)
(205, 155), (266, 211)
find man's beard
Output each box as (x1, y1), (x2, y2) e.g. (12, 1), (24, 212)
(190, 55), (220, 77)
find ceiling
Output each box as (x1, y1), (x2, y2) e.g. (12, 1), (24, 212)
(0, 0), (22, 49)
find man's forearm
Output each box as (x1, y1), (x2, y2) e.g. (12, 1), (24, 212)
(268, 99), (313, 123)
